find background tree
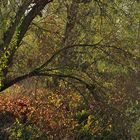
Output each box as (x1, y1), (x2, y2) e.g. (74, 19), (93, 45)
(0, 0), (140, 139)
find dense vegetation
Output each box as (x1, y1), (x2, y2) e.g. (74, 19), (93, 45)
(0, 0), (140, 139)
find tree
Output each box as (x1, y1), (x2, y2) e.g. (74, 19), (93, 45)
(0, 0), (53, 90)
(0, 0), (139, 102)
(0, 0), (140, 139)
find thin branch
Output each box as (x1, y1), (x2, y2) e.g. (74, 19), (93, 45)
(61, 78), (90, 108)
(37, 42), (101, 70)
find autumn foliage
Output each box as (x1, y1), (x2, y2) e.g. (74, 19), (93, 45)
(0, 86), (85, 139)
